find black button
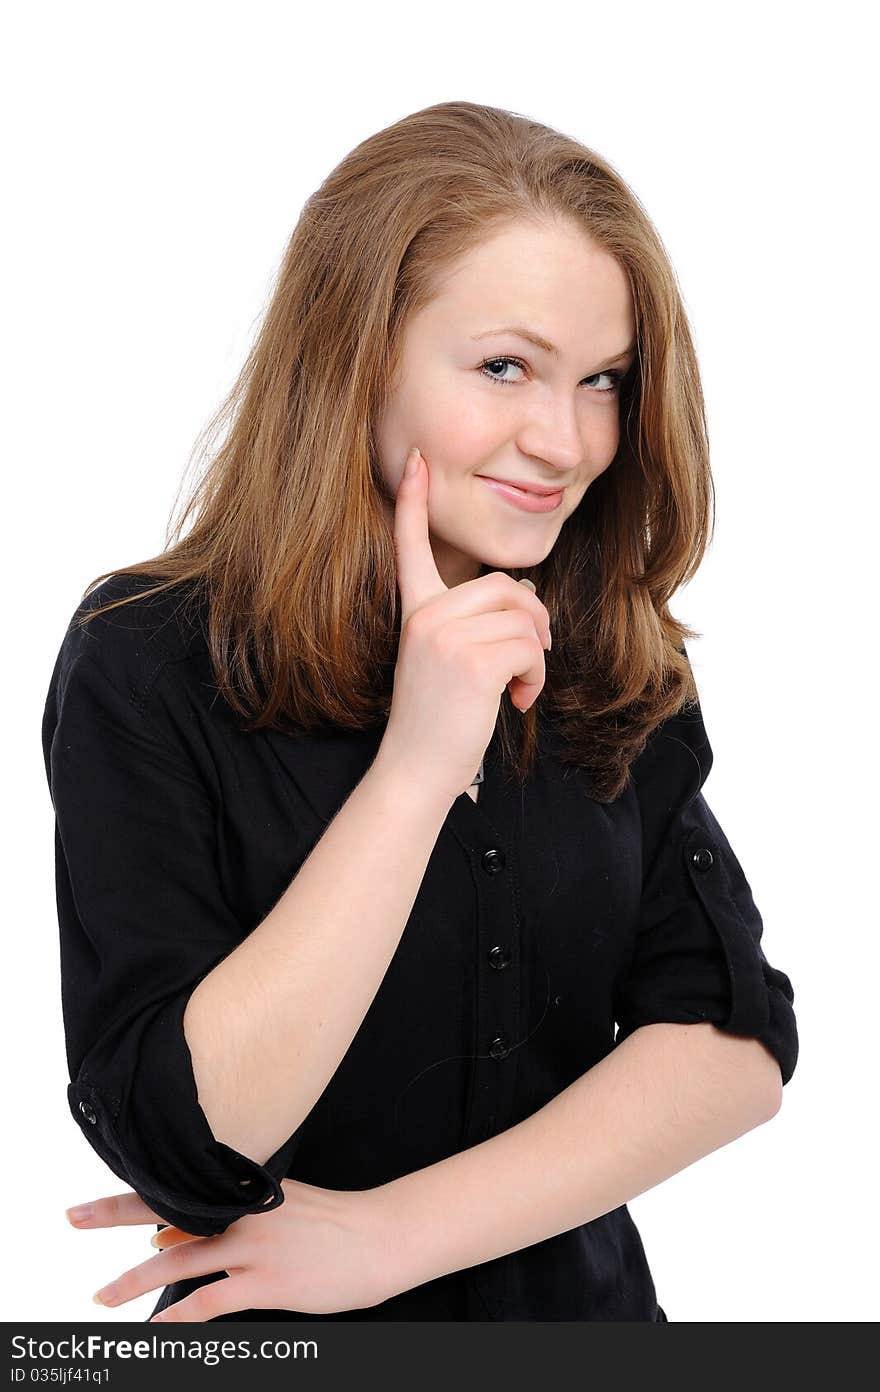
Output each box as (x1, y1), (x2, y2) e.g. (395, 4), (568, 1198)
(488, 1035), (510, 1060)
(691, 846), (714, 872)
(481, 848), (506, 875)
(488, 945), (510, 970)
(79, 1101), (97, 1125)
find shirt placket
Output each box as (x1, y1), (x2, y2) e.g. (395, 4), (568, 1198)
(445, 769), (525, 1318)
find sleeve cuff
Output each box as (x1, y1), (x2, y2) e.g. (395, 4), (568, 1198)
(68, 990), (305, 1237)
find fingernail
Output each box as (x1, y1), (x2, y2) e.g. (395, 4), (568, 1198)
(67, 1204), (94, 1223)
(150, 1234), (162, 1248)
(518, 578), (537, 593)
(404, 446), (420, 479)
(92, 1292), (108, 1305)
(547, 632), (552, 651)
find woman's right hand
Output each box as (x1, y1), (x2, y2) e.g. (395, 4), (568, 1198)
(377, 446), (552, 804)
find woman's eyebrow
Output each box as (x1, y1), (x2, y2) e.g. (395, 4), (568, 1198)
(470, 325), (637, 364)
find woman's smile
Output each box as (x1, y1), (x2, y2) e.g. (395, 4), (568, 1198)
(475, 475), (565, 513)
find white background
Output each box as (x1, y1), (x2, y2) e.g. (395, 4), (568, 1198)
(5, 0), (876, 1324)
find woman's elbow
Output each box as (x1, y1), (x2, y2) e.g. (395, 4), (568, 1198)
(711, 1027), (784, 1119)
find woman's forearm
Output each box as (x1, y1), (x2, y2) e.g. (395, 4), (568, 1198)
(378, 1021), (782, 1296)
(183, 747), (454, 1166)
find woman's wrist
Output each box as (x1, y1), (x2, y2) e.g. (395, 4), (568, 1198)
(368, 744), (459, 819)
(363, 1178), (432, 1304)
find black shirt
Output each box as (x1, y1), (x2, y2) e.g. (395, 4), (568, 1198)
(42, 573), (798, 1322)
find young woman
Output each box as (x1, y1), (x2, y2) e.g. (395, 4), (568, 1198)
(43, 100), (798, 1323)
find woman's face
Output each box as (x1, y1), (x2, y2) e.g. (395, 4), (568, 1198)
(374, 216), (637, 588)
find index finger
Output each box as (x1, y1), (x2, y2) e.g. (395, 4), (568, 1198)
(65, 1190), (169, 1228)
(393, 448), (447, 623)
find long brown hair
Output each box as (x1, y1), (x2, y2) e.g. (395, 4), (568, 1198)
(73, 100), (713, 803)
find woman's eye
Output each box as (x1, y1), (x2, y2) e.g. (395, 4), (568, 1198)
(478, 356), (623, 395)
(479, 356), (528, 386)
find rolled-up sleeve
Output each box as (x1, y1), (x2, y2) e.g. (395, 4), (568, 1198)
(613, 693), (799, 1087)
(42, 598), (304, 1236)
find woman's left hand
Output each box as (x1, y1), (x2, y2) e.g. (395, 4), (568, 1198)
(67, 1178), (404, 1321)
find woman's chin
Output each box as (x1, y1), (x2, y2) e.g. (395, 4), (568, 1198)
(471, 537), (558, 574)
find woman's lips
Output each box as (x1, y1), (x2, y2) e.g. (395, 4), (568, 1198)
(476, 476), (565, 513)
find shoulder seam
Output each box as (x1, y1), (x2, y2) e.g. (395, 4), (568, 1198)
(74, 646), (191, 739)
(76, 642), (174, 721)
(73, 650), (217, 801)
